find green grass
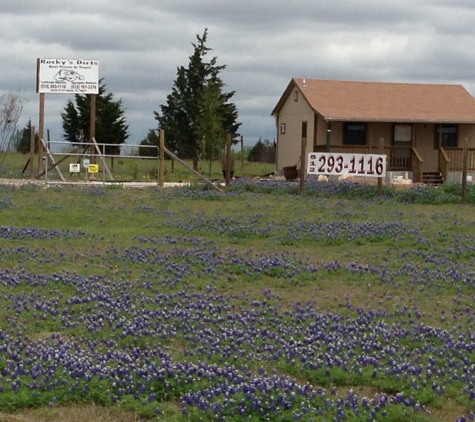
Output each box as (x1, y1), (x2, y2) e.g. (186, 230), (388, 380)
(1, 181), (475, 421)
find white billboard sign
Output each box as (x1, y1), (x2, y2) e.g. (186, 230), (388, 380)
(307, 152), (387, 178)
(37, 58), (99, 94)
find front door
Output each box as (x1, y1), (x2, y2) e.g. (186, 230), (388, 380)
(392, 124), (412, 170)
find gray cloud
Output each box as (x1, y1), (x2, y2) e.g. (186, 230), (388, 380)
(2, 0), (475, 148)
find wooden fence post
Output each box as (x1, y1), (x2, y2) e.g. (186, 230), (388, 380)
(29, 125), (35, 179)
(159, 129), (165, 188)
(225, 133), (232, 185)
(378, 137), (384, 195)
(240, 135), (244, 171)
(462, 137), (468, 204)
(300, 121), (307, 191)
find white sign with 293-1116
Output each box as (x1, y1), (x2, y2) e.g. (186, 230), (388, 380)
(307, 152), (387, 177)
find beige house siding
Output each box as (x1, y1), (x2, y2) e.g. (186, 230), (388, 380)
(276, 89), (315, 169)
(314, 114), (327, 149)
(414, 124), (438, 172)
(459, 125), (475, 146)
(368, 122), (391, 150)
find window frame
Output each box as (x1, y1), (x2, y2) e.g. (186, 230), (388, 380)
(434, 124), (458, 149)
(392, 124), (413, 146)
(343, 122), (367, 146)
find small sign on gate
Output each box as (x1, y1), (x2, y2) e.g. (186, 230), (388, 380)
(69, 163), (80, 173)
(88, 164), (99, 173)
(82, 158), (90, 168)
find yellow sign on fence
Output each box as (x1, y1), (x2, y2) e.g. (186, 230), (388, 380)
(88, 164), (99, 173)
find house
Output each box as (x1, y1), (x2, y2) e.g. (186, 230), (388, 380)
(271, 78), (475, 183)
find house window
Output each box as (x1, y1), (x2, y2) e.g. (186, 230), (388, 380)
(294, 91), (299, 102)
(344, 123), (367, 145)
(434, 125), (458, 148)
(301, 121), (307, 138)
(393, 124), (412, 145)
(280, 123), (286, 134)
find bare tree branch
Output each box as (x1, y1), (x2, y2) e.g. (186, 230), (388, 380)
(0, 90), (27, 165)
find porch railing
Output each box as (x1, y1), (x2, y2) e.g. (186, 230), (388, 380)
(383, 146), (411, 171)
(331, 145), (370, 154)
(444, 147), (475, 171)
(326, 146), (419, 169)
(411, 147), (423, 183)
(438, 147), (450, 182)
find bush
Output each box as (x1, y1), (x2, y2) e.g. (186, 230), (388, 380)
(247, 137), (276, 163)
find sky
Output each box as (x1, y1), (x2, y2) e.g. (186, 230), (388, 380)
(2, 0), (475, 150)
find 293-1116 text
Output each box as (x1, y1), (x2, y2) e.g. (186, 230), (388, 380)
(307, 153), (387, 177)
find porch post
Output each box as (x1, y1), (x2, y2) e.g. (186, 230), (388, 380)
(462, 137), (468, 204)
(438, 124), (442, 148)
(313, 113), (318, 152)
(326, 121), (332, 152)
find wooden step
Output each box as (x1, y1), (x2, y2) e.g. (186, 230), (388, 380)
(422, 172), (444, 186)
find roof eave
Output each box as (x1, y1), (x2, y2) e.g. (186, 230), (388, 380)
(271, 78), (298, 116)
(324, 117), (475, 124)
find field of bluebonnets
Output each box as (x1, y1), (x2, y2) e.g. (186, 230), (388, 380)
(2, 177), (475, 421)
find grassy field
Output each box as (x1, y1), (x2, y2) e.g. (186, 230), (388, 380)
(0, 151), (275, 183)
(1, 178), (475, 421)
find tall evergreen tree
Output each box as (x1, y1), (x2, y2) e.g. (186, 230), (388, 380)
(195, 80), (225, 177)
(138, 129), (159, 157)
(61, 79), (129, 155)
(154, 29), (240, 169)
(15, 119), (38, 154)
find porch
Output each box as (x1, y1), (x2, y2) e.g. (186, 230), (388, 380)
(314, 145), (475, 183)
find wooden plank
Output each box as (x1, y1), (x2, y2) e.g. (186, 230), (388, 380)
(462, 137), (468, 204)
(38, 138), (65, 181)
(164, 147), (223, 193)
(159, 129), (164, 188)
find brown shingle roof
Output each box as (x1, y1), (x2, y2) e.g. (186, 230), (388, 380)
(272, 78), (475, 124)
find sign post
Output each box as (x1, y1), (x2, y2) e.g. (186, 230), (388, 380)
(300, 121), (307, 191)
(462, 137), (468, 204)
(90, 94), (96, 163)
(83, 158), (90, 182)
(29, 125), (35, 179)
(38, 93), (45, 176)
(378, 137), (384, 195)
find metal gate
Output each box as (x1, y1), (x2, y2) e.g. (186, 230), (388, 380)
(44, 140), (159, 186)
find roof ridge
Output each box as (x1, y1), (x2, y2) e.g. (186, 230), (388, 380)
(293, 77), (463, 88)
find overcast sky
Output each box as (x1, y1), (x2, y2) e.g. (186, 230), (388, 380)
(2, 0), (475, 149)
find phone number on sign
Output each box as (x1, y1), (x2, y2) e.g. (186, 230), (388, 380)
(307, 153), (387, 177)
